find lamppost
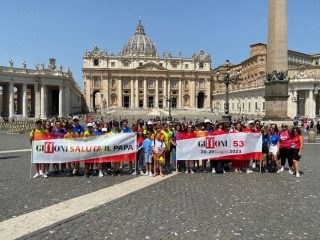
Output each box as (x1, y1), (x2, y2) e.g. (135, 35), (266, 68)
(215, 60), (240, 122)
(165, 96), (173, 121)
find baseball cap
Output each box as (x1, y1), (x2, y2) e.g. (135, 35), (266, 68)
(248, 120), (255, 124)
(101, 127), (108, 132)
(72, 116), (79, 120)
(87, 123), (93, 127)
(147, 121), (153, 125)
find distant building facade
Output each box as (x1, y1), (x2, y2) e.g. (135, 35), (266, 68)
(0, 58), (83, 119)
(83, 21), (213, 113)
(212, 43), (320, 118)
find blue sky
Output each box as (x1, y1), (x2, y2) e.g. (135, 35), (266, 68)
(0, 0), (319, 88)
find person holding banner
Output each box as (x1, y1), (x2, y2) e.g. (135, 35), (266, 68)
(83, 122), (96, 177)
(211, 122), (227, 174)
(185, 124), (195, 174)
(109, 121), (123, 176)
(31, 120), (48, 178)
(152, 132), (166, 177)
(231, 122), (246, 173)
(290, 127), (303, 178)
(52, 120), (67, 175)
(64, 124), (79, 176)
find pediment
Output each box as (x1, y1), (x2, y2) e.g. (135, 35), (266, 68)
(135, 62), (166, 71)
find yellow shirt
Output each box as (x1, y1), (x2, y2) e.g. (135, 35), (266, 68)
(30, 129), (47, 141)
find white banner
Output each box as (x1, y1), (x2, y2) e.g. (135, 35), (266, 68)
(32, 133), (137, 163)
(176, 132), (262, 160)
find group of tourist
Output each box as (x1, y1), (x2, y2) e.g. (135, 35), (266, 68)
(30, 116), (303, 179)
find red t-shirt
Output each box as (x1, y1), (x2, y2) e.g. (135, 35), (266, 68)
(279, 130), (291, 149)
(291, 135), (301, 149)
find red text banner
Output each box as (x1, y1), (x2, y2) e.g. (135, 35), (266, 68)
(32, 133), (136, 163)
(176, 132), (262, 160)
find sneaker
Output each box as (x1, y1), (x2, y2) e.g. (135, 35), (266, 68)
(149, 172), (153, 177)
(39, 170), (44, 176)
(185, 170), (189, 174)
(276, 169), (281, 174)
(190, 170), (195, 174)
(246, 169), (253, 174)
(296, 172), (300, 178)
(289, 167), (294, 175)
(212, 168), (216, 173)
(73, 169), (77, 175)
(132, 171), (137, 176)
(280, 166), (284, 172)
(144, 172), (149, 176)
(140, 171), (144, 176)
(98, 171), (104, 177)
(32, 172), (41, 178)
(252, 162), (256, 169)
(43, 173), (48, 178)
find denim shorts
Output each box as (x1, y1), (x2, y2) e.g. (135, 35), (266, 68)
(144, 153), (152, 163)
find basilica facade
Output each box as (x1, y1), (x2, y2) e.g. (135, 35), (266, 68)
(83, 20), (213, 113)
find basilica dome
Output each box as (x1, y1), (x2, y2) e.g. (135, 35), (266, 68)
(121, 20), (158, 57)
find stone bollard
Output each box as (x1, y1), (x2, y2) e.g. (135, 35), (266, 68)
(308, 128), (317, 143)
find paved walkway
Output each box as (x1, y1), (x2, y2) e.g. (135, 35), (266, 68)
(0, 133), (319, 239)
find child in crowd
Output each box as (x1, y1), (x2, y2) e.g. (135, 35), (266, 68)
(152, 132), (165, 177)
(142, 131), (153, 176)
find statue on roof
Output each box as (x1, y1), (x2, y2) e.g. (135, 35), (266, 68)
(9, 59), (13, 68)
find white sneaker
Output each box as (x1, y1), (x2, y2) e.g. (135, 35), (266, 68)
(276, 169), (281, 174)
(149, 172), (153, 177)
(43, 173), (48, 178)
(212, 169), (216, 173)
(246, 169), (253, 174)
(296, 172), (300, 178)
(73, 169), (77, 175)
(191, 170), (195, 174)
(280, 166), (284, 172)
(140, 171), (144, 176)
(144, 172), (149, 176)
(32, 172), (41, 178)
(39, 170), (44, 176)
(252, 162), (256, 169)
(132, 171), (137, 176)
(98, 171), (104, 177)
(289, 167), (294, 175)
(185, 170), (189, 174)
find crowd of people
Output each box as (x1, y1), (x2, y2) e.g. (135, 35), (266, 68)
(30, 116), (304, 179)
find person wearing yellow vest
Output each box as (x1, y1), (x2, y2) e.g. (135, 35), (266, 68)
(161, 122), (172, 173)
(30, 120), (48, 178)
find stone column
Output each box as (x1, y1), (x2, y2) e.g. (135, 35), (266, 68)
(191, 80), (196, 108)
(267, 0), (288, 73)
(143, 78), (147, 108)
(65, 85), (71, 115)
(17, 85), (23, 114)
(306, 89), (315, 117)
(264, 0), (290, 121)
(34, 83), (41, 118)
(155, 78), (159, 108)
(40, 84), (47, 118)
(163, 78), (167, 108)
(59, 85), (64, 117)
(178, 78), (182, 108)
(105, 77), (109, 109)
(8, 82), (14, 118)
(130, 78), (135, 108)
(118, 78), (122, 108)
(2, 84), (9, 116)
(22, 84), (28, 118)
(167, 78), (171, 97)
(135, 78), (139, 108)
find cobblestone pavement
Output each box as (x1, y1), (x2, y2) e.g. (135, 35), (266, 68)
(0, 133), (31, 151)
(15, 144), (320, 240)
(0, 151), (137, 221)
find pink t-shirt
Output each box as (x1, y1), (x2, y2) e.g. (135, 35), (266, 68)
(279, 131), (291, 149)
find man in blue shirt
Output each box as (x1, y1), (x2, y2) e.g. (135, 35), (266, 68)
(121, 119), (131, 133)
(72, 116), (84, 135)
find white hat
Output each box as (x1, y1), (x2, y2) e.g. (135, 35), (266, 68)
(101, 127), (108, 132)
(72, 116), (79, 120)
(147, 121), (153, 125)
(87, 123), (93, 127)
(204, 119), (211, 123)
(248, 120), (255, 124)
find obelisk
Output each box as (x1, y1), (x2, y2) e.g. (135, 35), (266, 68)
(264, 0), (291, 120)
